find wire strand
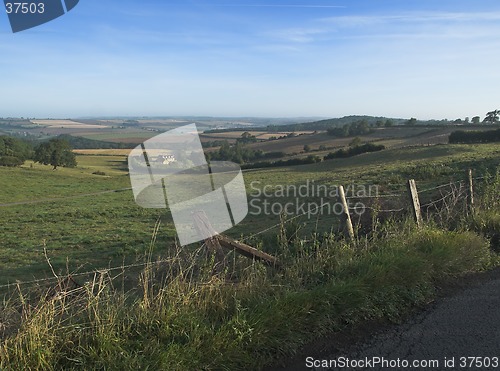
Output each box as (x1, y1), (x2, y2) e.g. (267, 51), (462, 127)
(0, 257), (176, 290)
(0, 174), (490, 291)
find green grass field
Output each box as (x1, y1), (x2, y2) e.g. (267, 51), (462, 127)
(1, 143), (499, 289)
(0, 156), (174, 287)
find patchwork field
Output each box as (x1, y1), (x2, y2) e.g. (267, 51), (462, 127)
(76, 130), (156, 143)
(73, 149), (133, 156)
(200, 130), (316, 141)
(31, 120), (110, 129)
(1, 141), (499, 289)
(202, 126), (495, 155)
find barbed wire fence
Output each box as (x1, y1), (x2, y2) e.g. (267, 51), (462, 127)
(0, 170), (494, 292)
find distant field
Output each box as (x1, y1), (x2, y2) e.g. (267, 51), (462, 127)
(246, 133), (374, 153)
(201, 128), (419, 154)
(256, 131), (316, 139)
(201, 130), (316, 140)
(74, 149), (133, 156)
(76, 131), (156, 143)
(31, 119), (109, 129)
(201, 126), (499, 156)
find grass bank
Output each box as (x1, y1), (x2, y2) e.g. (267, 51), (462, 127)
(0, 221), (498, 370)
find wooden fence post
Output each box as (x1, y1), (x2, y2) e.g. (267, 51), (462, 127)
(192, 211), (279, 269)
(338, 185), (355, 241)
(467, 169), (475, 214)
(407, 179), (423, 228)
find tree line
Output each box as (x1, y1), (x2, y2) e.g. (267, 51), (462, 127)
(241, 143), (386, 170)
(326, 120), (375, 137)
(449, 128), (500, 144)
(324, 143), (386, 159)
(0, 136), (77, 169)
(206, 141), (286, 164)
(0, 136), (33, 167)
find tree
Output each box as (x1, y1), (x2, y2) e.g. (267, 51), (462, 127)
(349, 137), (362, 147)
(34, 139), (77, 169)
(237, 132), (257, 144)
(303, 144), (311, 152)
(0, 136), (33, 167)
(471, 116), (481, 124)
(327, 120), (373, 137)
(449, 128), (500, 144)
(483, 110), (500, 125)
(406, 117), (417, 126)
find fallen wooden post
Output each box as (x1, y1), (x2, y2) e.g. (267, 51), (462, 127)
(192, 211), (226, 266)
(192, 211), (279, 268)
(217, 235), (279, 267)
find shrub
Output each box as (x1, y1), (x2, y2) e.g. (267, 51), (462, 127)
(472, 211), (500, 253)
(324, 143), (385, 160)
(0, 156), (24, 167)
(449, 129), (500, 144)
(262, 151), (286, 159)
(242, 155), (321, 170)
(0, 136), (33, 161)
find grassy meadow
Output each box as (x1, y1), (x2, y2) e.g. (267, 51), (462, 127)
(0, 155), (174, 287)
(0, 138), (499, 370)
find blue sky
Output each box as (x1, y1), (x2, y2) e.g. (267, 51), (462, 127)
(1, 0), (500, 119)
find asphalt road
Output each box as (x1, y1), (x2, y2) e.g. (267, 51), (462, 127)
(279, 268), (500, 371)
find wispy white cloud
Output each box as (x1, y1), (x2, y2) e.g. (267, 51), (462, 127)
(268, 27), (328, 43)
(266, 11), (500, 45)
(319, 11), (500, 28)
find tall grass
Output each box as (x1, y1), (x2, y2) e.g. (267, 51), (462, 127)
(0, 174), (499, 370)
(0, 224), (496, 370)
(471, 169), (500, 253)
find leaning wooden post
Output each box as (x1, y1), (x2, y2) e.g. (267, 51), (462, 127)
(407, 179), (423, 228)
(338, 185), (355, 241)
(192, 210), (280, 269)
(192, 211), (226, 270)
(467, 169), (475, 214)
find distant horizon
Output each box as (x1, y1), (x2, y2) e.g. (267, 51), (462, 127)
(1, 113), (494, 122)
